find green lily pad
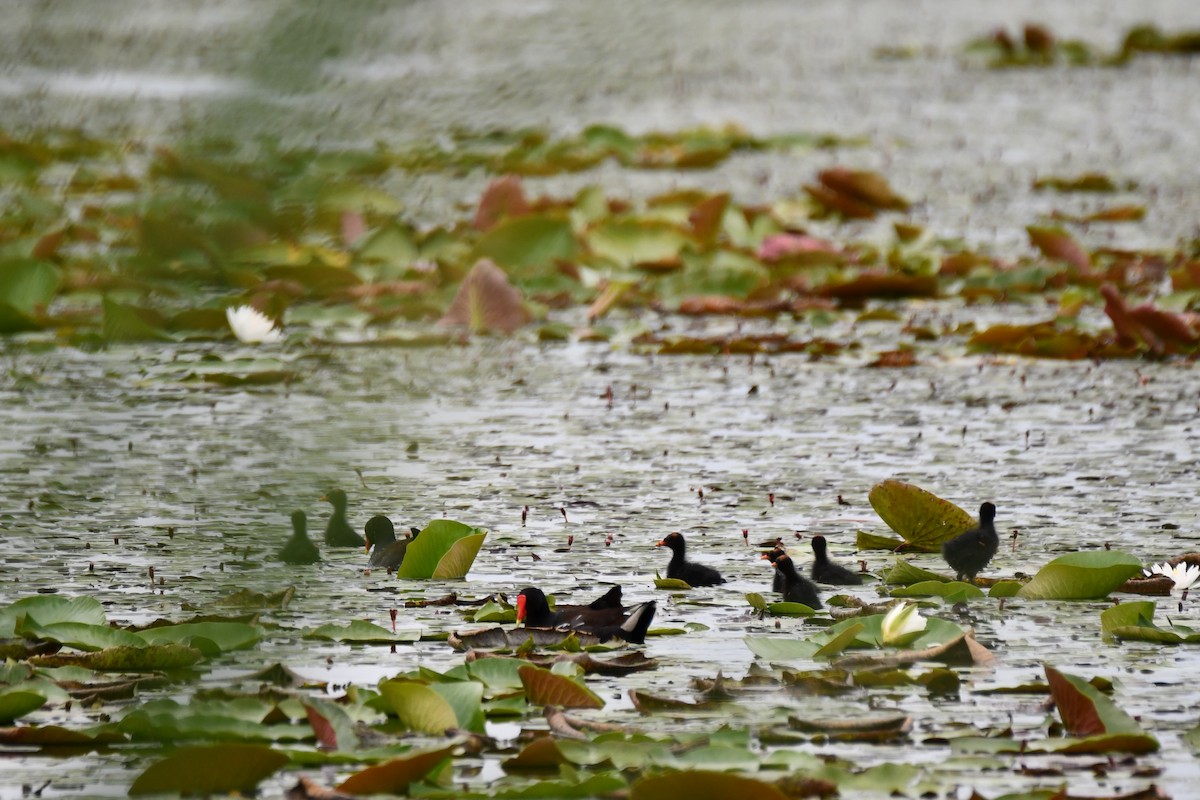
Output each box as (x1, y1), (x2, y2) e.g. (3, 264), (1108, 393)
(855, 530), (906, 551)
(891, 580), (984, 601)
(0, 595), (106, 636)
(0, 259), (58, 314)
(868, 480), (975, 549)
(29, 644), (203, 671)
(395, 520), (487, 580)
(102, 297), (170, 342)
(655, 578), (693, 590)
(1017, 551), (1142, 600)
(587, 219), (691, 267)
(129, 744), (288, 795)
(988, 580), (1024, 598)
(766, 602), (817, 617)
(0, 689), (47, 723)
(378, 681), (460, 735)
(881, 559), (952, 586)
(136, 622), (262, 653)
(469, 214), (579, 277)
(630, 770), (788, 800)
(304, 620), (418, 644)
(1101, 601), (1200, 644)
(18, 621), (145, 652)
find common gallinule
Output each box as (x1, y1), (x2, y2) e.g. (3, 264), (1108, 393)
(515, 587), (656, 644)
(321, 489), (365, 548)
(941, 502), (999, 583)
(656, 532), (726, 587)
(810, 535), (863, 585)
(773, 553), (823, 609)
(364, 515), (419, 569)
(761, 545), (787, 592)
(279, 510), (320, 564)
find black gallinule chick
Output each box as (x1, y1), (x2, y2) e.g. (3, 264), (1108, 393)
(656, 532), (726, 587)
(515, 587), (656, 644)
(773, 553), (823, 609)
(364, 515), (420, 569)
(279, 510), (320, 564)
(941, 502), (999, 583)
(810, 535), (863, 585)
(761, 545), (787, 592)
(321, 489), (365, 548)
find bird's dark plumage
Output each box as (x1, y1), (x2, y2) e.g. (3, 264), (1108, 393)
(941, 502), (999, 583)
(279, 510), (320, 564)
(516, 587), (655, 644)
(322, 489), (365, 548)
(774, 553), (823, 609)
(365, 515), (417, 569)
(810, 535), (863, 585)
(762, 545), (787, 593)
(656, 532), (726, 587)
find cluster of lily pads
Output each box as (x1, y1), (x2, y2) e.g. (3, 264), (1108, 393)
(2, 126), (1198, 375)
(961, 22), (1200, 69)
(3, 476), (1197, 798)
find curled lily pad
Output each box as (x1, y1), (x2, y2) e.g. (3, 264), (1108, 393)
(29, 644), (203, 671)
(0, 595), (106, 636)
(891, 580), (984, 602)
(0, 689), (47, 723)
(518, 665), (604, 709)
(1101, 601), (1200, 644)
(1042, 664), (1158, 753)
(304, 620), (418, 644)
(394, 520), (487, 580)
(1017, 551), (1142, 600)
(337, 744), (456, 795)
(868, 481), (975, 550)
(129, 744), (288, 796)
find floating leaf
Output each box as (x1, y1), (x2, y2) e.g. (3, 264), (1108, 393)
(136, 622), (262, 653)
(743, 636), (818, 662)
(0, 259), (58, 315)
(1027, 225), (1091, 273)
(587, 219), (691, 267)
(891, 580), (984, 601)
(304, 698), (359, 751)
(18, 621), (145, 652)
(988, 580), (1024, 598)
(1043, 664), (1157, 753)
(378, 681), (458, 735)
(304, 620), (417, 644)
(0, 595), (106, 636)
(655, 578), (693, 590)
(1017, 551), (1142, 600)
(868, 480), (976, 549)
(129, 744), (288, 796)
(395, 520), (488, 580)
(102, 297), (170, 342)
(438, 259), (531, 335)
(469, 214), (579, 275)
(881, 559), (953, 586)
(518, 665), (604, 709)
(29, 644), (203, 671)
(0, 690), (47, 723)
(1101, 600), (1200, 644)
(630, 770), (788, 800)
(502, 736), (567, 770)
(337, 744), (455, 795)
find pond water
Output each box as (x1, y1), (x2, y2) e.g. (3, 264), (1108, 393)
(4, 1), (1200, 797)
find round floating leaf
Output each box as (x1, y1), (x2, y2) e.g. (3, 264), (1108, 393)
(102, 297), (170, 342)
(19, 621), (145, 652)
(868, 480), (976, 549)
(0, 595), (106, 636)
(881, 559), (952, 586)
(430, 681), (485, 733)
(655, 578), (692, 590)
(396, 520), (487, 580)
(128, 743), (288, 796)
(0, 690), (47, 723)
(743, 636), (818, 662)
(378, 681), (458, 735)
(136, 622), (262, 653)
(303, 620), (417, 644)
(1017, 551), (1142, 600)
(631, 770), (788, 800)
(988, 580), (1024, 598)
(469, 214), (579, 275)
(518, 665), (604, 709)
(766, 602), (817, 617)
(891, 580), (984, 601)
(432, 533), (488, 580)
(337, 744), (456, 795)
(29, 643), (203, 671)
(0, 259), (58, 314)
(587, 219), (691, 267)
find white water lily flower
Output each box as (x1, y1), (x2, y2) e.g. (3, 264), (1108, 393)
(226, 305), (283, 344)
(1146, 561), (1200, 592)
(881, 601), (927, 646)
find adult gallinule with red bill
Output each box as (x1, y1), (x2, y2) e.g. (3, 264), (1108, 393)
(515, 587), (656, 644)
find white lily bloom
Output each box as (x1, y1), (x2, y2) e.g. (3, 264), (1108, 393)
(226, 305), (283, 344)
(1147, 562), (1200, 592)
(881, 601), (927, 646)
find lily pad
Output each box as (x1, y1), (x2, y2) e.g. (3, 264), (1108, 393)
(0, 595), (106, 636)
(337, 744), (456, 795)
(19, 621), (146, 652)
(1043, 664), (1158, 752)
(1017, 551), (1142, 600)
(0, 689), (47, 723)
(29, 644), (203, 671)
(1101, 601), (1200, 644)
(304, 620), (418, 644)
(128, 744), (288, 796)
(379, 681), (460, 735)
(891, 580), (984, 601)
(394, 520), (487, 580)
(136, 622), (262, 653)
(868, 480), (976, 549)
(630, 770), (788, 800)
(518, 665), (604, 709)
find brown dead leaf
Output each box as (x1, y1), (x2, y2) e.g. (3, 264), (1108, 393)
(474, 175), (530, 232)
(812, 167), (911, 217)
(438, 259), (531, 334)
(1027, 226), (1092, 274)
(688, 193), (730, 245)
(867, 349), (917, 368)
